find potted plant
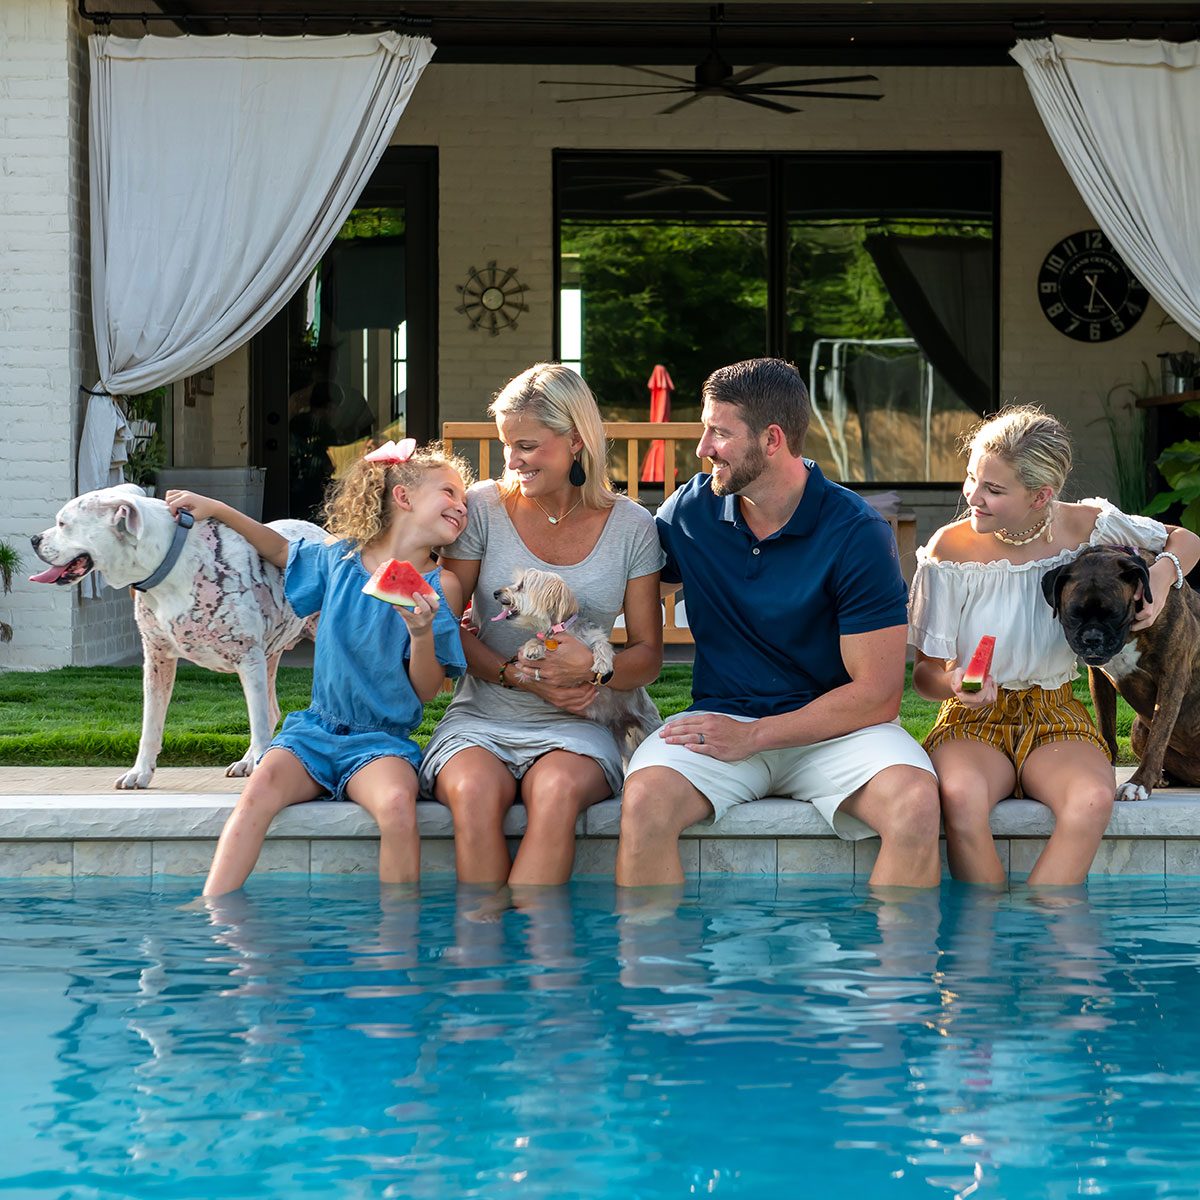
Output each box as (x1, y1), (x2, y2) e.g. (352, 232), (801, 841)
(123, 429), (167, 495)
(0, 538), (19, 645)
(124, 387), (168, 495)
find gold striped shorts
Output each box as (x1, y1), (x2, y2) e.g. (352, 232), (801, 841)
(923, 681), (1108, 798)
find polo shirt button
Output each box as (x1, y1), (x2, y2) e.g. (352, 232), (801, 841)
(752, 548), (760, 555)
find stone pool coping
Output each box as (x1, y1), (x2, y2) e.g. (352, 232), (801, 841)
(2, 765), (1200, 879)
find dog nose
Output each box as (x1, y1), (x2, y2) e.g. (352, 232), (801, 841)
(30, 533), (41, 550)
(1080, 629), (1105, 651)
(493, 588), (504, 600)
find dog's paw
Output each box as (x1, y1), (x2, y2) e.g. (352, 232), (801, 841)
(114, 767), (154, 790)
(225, 756), (255, 778)
(521, 639), (545, 661)
(1115, 780), (1152, 802)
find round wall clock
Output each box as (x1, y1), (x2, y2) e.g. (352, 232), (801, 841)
(1037, 229), (1148, 342)
(455, 261), (529, 336)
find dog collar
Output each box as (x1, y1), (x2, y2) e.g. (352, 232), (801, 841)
(536, 614), (578, 642)
(132, 510), (194, 592)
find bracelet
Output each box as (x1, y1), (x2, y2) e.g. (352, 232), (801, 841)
(1155, 550), (1185, 590)
(591, 667), (615, 687)
(497, 658), (518, 688)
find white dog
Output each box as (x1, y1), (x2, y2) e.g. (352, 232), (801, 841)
(492, 567), (661, 761)
(30, 484), (323, 789)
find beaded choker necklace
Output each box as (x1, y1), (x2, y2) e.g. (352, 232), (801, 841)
(993, 511), (1053, 546)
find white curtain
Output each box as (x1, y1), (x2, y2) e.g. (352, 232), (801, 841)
(80, 31), (433, 593)
(1011, 36), (1200, 341)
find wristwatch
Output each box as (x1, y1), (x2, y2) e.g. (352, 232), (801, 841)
(1155, 550), (1186, 590)
(591, 667), (615, 687)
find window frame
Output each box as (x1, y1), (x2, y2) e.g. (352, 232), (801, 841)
(552, 148), (1001, 488)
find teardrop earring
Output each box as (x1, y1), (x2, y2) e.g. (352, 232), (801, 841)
(568, 455), (586, 487)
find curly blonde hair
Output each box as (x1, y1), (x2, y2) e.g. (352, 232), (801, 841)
(322, 442), (474, 553)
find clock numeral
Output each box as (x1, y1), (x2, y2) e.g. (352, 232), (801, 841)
(1063, 238), (1078, 257)
(1089, 323), (1102, 341)
(1039, 281), (1058, 294)
(1044, 253), (1065, 273)
(1065, 319), (1081, 334)
(1127, 303), (1144, 317)
(1111, 317), (1125, 333)
(1086, 231), (1104, 249)
(1046, 302), (1065, 318)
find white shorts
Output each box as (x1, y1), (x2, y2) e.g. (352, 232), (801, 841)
(624, 713), (936, 840)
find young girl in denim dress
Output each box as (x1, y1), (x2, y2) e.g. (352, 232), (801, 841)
(165, 439), (471, 897)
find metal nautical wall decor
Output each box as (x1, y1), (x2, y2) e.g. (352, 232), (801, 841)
(456, 262), (529, 336)
(1037, 229), (1148, 343)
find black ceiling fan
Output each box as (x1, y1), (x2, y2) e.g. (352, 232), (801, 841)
(541, 7), (884, 116)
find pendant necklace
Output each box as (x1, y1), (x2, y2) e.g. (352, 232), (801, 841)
(993, 510), (1052, 546)
(530, 494), (583, 525)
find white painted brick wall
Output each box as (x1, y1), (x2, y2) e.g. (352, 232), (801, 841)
(0, 0), (137, 671)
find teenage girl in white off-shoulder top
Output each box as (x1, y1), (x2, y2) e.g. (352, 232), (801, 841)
(908, 405), (1200, 886)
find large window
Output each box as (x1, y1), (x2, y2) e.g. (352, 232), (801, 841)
(556, 152), (998, 485)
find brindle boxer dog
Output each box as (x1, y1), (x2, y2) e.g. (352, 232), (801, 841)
(31, 484), (323, 789)
(1041, 544), (1200, 800)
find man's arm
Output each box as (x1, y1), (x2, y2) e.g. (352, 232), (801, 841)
(745, 624), (907, 753)
(660, 623), (908, 761)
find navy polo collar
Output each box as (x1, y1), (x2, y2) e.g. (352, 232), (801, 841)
(718, 460), (827, 539)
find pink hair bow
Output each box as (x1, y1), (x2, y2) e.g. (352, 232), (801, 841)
(363, 437), (417, 464)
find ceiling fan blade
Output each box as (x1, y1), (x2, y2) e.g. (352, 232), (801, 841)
(556, 88), (688, 103)
(724, 64), (777, 86)
(540, 79), (695, 89)
(746, 88), (883, 101)
(728, 92), (800, 114)
(750, 74), (880, 89)
(659, 93), (706, 115)
(623, 66), (695, 84)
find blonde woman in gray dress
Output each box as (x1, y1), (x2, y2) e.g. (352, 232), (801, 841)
(421, 364), (665, 885)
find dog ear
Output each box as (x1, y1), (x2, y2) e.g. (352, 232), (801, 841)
(1120, 553), (1152, 607)
(544, 575), (578, 623)
(108, 499), (143, 539)
(1040, 562), (1069, 617)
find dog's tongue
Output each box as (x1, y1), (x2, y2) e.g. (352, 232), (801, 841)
(29, 564), (69, 584)
(491, 608), (514, 622)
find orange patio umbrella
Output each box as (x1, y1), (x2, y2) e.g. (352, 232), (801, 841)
(640, 364), (674, 483)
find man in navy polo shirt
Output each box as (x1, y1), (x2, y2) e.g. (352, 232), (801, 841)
(617, 358), (940, 889)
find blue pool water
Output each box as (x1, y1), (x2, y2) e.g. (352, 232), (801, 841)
(4, 877), (1200, 1199)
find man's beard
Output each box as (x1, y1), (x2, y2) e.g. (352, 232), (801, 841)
(709, 444), (767, 496)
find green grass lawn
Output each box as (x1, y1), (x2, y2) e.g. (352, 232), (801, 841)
(0, 664), (1136, 767)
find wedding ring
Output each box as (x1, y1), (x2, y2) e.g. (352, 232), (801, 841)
(698, 732), (705, 745)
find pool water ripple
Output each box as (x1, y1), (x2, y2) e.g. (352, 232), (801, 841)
(3, 877), (1200, 1198)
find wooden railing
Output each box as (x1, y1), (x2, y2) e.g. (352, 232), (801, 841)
(441, 420), (918, 644)
(443, 420), (704, 644)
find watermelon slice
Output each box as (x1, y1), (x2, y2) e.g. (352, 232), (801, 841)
(961, 635), (996, 693)
(362, 559), (439, 610)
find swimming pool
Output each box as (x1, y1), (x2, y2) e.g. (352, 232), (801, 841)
(4, 877), (1200, 1199)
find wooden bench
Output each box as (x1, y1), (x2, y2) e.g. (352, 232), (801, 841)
(442, 420), (918, 643)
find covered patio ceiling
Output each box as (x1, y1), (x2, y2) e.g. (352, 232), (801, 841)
(77, 1), (1200, 65)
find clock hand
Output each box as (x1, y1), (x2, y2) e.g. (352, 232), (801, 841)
(1085, 274), (1119, 317)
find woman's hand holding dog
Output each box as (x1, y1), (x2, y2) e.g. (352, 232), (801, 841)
(516, 633), (594, 687)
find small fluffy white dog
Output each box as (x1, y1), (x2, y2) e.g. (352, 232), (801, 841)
(492, 567), (661, 760)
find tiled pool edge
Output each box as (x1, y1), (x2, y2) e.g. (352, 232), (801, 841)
(3, 777), (1200, 879)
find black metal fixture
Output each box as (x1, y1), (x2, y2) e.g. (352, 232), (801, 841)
(541, 6), (882, 114)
